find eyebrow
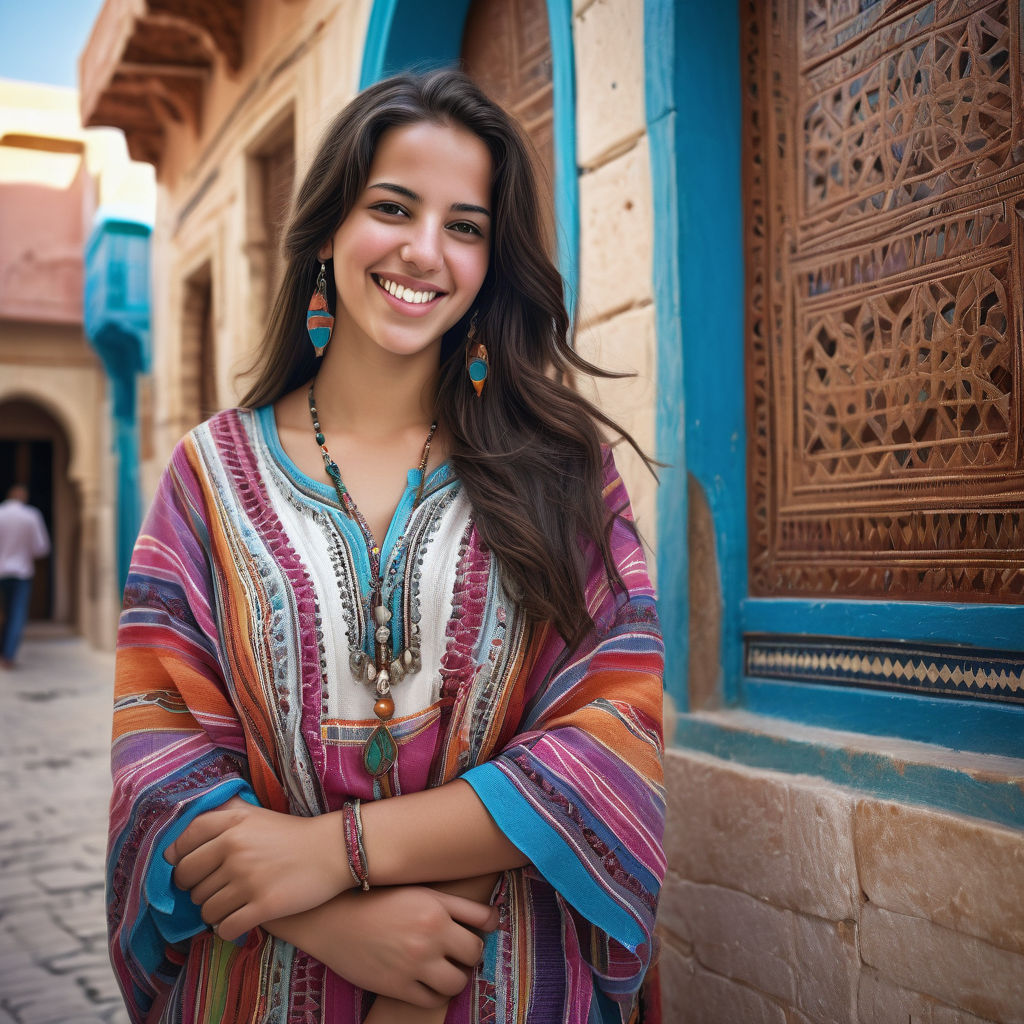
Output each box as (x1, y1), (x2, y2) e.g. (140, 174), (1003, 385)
(368, 181), (491, 218)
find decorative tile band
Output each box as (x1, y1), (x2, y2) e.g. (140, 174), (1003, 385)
(744, 635), (1024, 705)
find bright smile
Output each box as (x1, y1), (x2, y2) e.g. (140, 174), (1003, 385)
(372, 273), (444, 308)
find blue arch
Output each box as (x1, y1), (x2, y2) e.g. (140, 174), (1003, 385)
(359, 0), (579, 303)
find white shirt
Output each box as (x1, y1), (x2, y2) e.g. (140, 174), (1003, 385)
(0, 499), (50, 579)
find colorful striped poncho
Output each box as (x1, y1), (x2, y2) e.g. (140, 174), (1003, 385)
(107, 407), (665, 1023)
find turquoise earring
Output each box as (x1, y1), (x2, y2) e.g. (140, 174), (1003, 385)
(466, 312), (488, 396)
(306, 262), (334, 357)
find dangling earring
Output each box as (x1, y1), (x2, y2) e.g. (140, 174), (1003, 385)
(465, 311), (488, 396)
(306, 262), (334, 357)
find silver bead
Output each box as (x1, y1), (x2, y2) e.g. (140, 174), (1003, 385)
(375, 625), (391, 645)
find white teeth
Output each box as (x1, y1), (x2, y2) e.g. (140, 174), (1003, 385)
(376, 276), (437, 304)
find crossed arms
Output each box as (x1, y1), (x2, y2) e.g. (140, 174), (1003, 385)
(164, 780), (529, 1022)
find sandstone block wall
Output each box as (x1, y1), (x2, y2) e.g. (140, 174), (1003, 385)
(573, 0), (658, 553)
(660, 748), (1024, 1024)
(573, 0), (659, 552)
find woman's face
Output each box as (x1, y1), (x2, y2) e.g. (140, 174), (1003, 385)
(321, 119), (492, 363)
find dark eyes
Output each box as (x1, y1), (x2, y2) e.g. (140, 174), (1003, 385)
(371, 201), (406, 216)
(448, 220), (483, 237)
(369, 202), (483, 237)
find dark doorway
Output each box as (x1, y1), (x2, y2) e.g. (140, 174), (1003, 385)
(0, 437), (54, 618)
(0, 399), (76, 623)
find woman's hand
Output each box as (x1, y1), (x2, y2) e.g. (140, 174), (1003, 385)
(165, 796), (351, 941)
(265, 886), (498, 1005)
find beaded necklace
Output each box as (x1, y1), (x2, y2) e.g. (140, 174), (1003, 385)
(308, 382), (438, 777)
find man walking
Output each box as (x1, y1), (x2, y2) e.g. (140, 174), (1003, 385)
(0, 484), (51, 669)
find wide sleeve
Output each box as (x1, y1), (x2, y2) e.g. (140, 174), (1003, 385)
(462, 449), (666, 1017)
(106, 438), (258, 1023)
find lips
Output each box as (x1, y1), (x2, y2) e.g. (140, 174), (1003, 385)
(372, 273), (444, 306)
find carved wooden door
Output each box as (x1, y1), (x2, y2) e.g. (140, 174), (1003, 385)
(744, 0), (1023, 605)
(741, 0), (1024, 710)
(461, 0), (555, 198)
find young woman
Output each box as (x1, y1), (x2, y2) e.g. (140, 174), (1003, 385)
(107, 70), (665, 1024)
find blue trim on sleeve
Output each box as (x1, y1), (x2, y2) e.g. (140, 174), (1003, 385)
(130, 781), (259, 972)
(463, 762), (646, 951)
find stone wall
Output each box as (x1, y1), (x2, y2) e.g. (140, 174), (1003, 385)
(572, 0), (658, 553)
(659, 748), (1024, 1024)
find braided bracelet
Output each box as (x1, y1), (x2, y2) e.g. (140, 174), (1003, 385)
(341, 799), (370, 892)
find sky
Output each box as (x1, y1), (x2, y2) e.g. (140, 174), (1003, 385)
(0, 0), (106, 88)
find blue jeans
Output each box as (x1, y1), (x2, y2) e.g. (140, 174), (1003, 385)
(0, 576), (33, 662)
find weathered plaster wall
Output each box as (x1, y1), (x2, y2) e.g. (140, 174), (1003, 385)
(0, 83), (88, 325)
(0, 81), (142, 648)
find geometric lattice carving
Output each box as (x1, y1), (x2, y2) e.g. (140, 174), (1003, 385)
(802, 266), (1012, 478)
(745, 0), (1024, 602)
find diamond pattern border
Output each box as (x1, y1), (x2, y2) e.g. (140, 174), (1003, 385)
(745, 634), (1024, 705)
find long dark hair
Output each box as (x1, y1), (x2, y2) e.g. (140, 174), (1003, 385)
(241, 69), (653, 648)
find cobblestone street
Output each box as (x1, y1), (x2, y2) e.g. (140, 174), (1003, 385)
(0, 628), (128, 1024)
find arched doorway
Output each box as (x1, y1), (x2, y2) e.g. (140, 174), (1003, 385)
(0, 398), (78, 625)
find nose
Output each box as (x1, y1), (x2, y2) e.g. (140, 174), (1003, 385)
(399, 219), (443, 272)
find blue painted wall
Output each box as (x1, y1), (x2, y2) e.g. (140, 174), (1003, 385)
(646, 0), (745, 708)
(84, 216), (151, 593)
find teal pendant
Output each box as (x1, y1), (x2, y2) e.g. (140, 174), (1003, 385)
(466, 341), (488, 396)
(363, 724), (397, 777)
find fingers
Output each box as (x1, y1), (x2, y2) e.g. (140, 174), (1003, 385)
(432, 891), (500, 933)
(443, 922), (485, 970)
(165, 805), (241, 863)
(213, 904), (258, 944)
(199, 884), (244, 930)
(173, 841), (223, 892)
(189, 867), (230, 907)
(420, 959), (472, 1000)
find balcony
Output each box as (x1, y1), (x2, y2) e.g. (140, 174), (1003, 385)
(79, 0), (244, 167)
